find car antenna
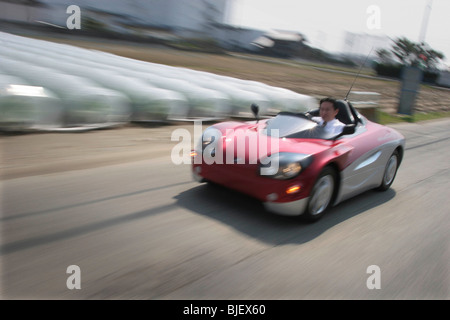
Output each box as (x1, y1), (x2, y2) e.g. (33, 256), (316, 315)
(344, 48), (373, 101)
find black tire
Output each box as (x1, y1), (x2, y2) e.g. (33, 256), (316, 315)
(377, 150), (399, 191)
(302, 166), (337, 222)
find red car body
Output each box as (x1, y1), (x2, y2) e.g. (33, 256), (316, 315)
(191, 100), (405, 221)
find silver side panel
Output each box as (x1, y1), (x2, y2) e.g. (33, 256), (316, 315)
(335, 139), (404, 205)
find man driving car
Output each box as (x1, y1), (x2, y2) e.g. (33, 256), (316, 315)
(312, 97), (345, 135)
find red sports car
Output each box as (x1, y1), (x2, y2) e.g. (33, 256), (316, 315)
(191, 100), (405, 222)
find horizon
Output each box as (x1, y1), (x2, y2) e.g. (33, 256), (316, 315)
(228, 0), (450, 67)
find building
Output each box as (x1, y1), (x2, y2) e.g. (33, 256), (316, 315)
(250, 30), (307, 57)
(342, 31), (392, 57)
(0, 0), (227, 36)
(437, 70), (450, 88)
(0, 0), (305, 55)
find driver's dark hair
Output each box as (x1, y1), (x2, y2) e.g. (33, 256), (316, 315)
(319, 97), (338, 110)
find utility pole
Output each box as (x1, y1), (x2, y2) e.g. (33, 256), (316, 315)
(419, 0), (433, 43)
(398, 0), (433, 116)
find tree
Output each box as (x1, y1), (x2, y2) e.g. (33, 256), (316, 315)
(416, 44), (445, 69)
(391, 37), (419, 66)
(390, 37), (445, 70)
(375, 48), (394, 64)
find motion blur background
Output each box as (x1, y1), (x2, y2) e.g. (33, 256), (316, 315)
(1, 0), (449, 300)
(0, 0), (449, 130)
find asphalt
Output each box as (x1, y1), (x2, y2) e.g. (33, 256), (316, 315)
(1, 117), (449, 300)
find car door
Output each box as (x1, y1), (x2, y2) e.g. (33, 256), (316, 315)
(334, 121), (393, 203)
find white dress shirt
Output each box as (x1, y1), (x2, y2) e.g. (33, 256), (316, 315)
(312, 117), (345, 135)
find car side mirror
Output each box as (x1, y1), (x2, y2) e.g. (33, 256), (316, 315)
(342, 124), (356, 135)
(251, 103), (259, 122)
(332, 124), (356, 140)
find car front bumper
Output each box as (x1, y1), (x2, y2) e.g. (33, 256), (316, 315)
(193, 165), (309, 216)
(263, 197), (308, 216)
(192, 168), (205, 182)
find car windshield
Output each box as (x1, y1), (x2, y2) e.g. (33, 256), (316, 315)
(262, 112), (336, 139)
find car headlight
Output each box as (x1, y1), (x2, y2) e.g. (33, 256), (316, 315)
(260, 152), (313, 179)
(281, 162), (302, 178)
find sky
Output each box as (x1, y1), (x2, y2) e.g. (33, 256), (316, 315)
(228, 0), (450, 64)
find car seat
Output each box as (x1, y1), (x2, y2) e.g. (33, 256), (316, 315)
(335, 100), (355, 124)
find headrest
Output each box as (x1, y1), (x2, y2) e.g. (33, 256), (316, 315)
(335, 100), (355, 124)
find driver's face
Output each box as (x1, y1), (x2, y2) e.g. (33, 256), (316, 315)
(319, 101), (338, 122)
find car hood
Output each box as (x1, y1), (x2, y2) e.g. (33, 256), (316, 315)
(210, 121), (333, 164)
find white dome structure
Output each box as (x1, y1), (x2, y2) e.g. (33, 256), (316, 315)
(0, 31), (317, 131)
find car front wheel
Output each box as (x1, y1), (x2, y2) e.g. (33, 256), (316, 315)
(377, 150), (399, 191)
(302, 167), (336, 222)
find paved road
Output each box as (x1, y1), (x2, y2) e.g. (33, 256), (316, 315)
(1, 118), (449, 300)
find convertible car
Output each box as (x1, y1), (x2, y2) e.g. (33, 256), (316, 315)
(191, 100), (405, 222)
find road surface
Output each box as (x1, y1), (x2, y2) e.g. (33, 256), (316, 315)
(1, 118), (449, 300)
